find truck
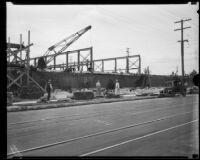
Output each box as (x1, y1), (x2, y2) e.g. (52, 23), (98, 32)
(159, 79), (186, 97)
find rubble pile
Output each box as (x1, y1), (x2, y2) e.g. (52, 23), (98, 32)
(37, 89), (73, 103)
(73, 90), (94, 100)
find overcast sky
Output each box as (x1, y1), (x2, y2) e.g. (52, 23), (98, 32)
(7, 3), (199, 75)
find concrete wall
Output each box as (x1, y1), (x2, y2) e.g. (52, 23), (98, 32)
(31, 71), (173, 90)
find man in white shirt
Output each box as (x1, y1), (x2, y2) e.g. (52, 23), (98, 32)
(115, 79), (120, 95)
(96, 80), (101, 96)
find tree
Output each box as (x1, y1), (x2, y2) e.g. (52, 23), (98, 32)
(37, 57), (46, 70)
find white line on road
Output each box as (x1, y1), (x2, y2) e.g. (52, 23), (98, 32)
(7, 110), (197, 156)
(79, 119), (199, 156)
(10, 144), (23, 157)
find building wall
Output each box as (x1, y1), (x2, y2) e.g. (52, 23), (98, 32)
(31, 71), (173, 90)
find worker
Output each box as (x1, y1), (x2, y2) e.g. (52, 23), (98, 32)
(45, 79), (53, 101)
(115, 79), (120, 95)
(96, 80), (101, 96)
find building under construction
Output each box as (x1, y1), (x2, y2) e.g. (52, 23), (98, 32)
(7, 26), (176, 98)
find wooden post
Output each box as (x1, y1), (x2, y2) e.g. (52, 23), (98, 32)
(27, 30), (30, 86)
(20, 34), (23, 85)
(8, 37), (10, 63)
(77, 51), (80, 71)
(138, 55), (141, 74)
(20, 34), (22, 64)
(92, 61), (94, 72)
(90, 47), (93, 70)
(54, 56), (56, 70)
(7, 37), (11, 85)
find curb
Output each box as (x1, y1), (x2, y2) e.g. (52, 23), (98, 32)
(7, 96), (158, 112)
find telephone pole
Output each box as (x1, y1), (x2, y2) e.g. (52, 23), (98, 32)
(174, 18), (191, 96)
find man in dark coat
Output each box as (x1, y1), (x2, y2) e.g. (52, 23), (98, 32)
(45, 80), (53, 101)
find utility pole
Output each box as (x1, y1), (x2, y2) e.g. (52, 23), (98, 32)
(174, 18), (191, 96)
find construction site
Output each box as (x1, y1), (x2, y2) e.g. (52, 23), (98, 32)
(7, 25), (196, 105)
(5, 4), (200, 158)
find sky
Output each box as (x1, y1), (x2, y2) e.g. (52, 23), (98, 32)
(6, 3), (199, 75)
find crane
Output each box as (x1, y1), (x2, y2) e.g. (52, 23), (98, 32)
(43, 25), (92, 66)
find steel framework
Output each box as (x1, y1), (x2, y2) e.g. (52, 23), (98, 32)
(92, 55), (141, 74)
(30, 48), (141, 74)
(30, 47), (93, 71)
(42, 26), (91, 66)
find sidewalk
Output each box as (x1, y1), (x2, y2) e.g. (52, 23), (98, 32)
(7, 95), (159, 112)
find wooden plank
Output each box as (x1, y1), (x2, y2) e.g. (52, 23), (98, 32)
(7, 74), (21, 87)
(7, 72), (25, 89)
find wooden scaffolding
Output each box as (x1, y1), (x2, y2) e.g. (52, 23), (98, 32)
(7, 31), (45, 93)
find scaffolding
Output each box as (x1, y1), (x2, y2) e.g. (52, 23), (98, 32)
(7, 31), (45, 93)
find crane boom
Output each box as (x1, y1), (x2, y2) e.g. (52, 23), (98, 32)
(44, 25), (91, 65)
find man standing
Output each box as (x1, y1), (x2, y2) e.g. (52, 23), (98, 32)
(115, 79), (120, 95)
(96, 80), (101, 97)
(45, 80), (53, 101)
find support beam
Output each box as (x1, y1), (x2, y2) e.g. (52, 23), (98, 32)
(20, 34), (23, 85)
(8, 37), (10, 63)
(7, 72), (25, 89)
(20, 34), (22, 65)
(126, 56), (129, 73)
(27, 30), (30, 86)
(138, 55), (141, 74)
(93, 55), (140, 62)
(90, 47), (93, 70)
(30, 47), (93, 60)
(102, 60), (104, 72)
(7, 74), (22, 88)
(77, 51), (80, 71)
(54, 56), (56, 70)
(34, 58), (37, 67)
(66, 53), (68, 68)
(92, 62), (94, 72)
(45, 56), (47, 63)
(115, 58), (117, 72)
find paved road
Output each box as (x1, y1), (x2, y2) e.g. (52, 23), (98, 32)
(7, 95), (199, 157)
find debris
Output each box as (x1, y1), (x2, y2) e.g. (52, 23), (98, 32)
(73, 90), (94, 100)
(20, 85), (43, 99)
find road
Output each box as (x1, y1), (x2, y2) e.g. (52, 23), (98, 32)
(7, 95), (199, 157)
